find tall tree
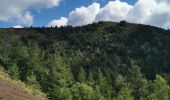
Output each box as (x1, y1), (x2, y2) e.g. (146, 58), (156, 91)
(127, 61), (149, 100)
(47, 49), (73, 100)
(71, 82), (98, 100)
(96, 68), (113, 99)
(116, 86), (134, 100)
(147, 75), (170, 100)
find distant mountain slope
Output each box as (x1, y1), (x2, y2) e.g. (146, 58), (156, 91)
(0, 21), (170, 99)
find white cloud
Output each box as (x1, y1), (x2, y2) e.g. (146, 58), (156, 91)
(128, 0), (170, 27)
(13, 25), (23, 28)
(0, 0), (61, 26)
(47, 17), (68, 27)
(95, 0), (133, 22)
(49, 0), (170, 28)
(15, 12), (33, 26)
(48, 3), (100, 27)
(67, 3), (100, 26)
(96, 0), (170, 28)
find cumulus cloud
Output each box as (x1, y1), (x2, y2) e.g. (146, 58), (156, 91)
(95, 0), (133, 22)
(132, 0), (170, 27)
(47, 17), (68, 27)
(67, 3), (100, 26)
(48, 0), (170, 28)
(0, 0), (61, 26)
(15, 12), (33, 26)
(96, 0), (170, 27)
(48, 3), (100, 27)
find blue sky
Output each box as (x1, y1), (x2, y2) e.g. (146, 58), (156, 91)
(0, 0), (170, 28)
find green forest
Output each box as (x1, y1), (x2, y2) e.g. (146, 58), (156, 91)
(0, 21), (170, 100)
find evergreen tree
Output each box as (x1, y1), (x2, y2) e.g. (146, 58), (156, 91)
(8, 63), (20, 80)
(71, 82), (98, 100)
(97, 68), (113, 99)
(47, 49), (73, 100)
(147, 75), (170, 100)
(115, 74), (126, 91)
(116, 86), (134, 100)
(127, 62), (149, 99)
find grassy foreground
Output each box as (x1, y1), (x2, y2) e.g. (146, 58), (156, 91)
(0, 66), (47, 100)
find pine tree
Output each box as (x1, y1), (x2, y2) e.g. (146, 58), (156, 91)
(114, 74), (134, 100)
(8, 63), (20, 80)
(115, 74), (126, 91)
(147, 75), (170, 100)
(127, 61), (149, 99)
(97, 68), (113, 99)
(47, 49), (73, 100)
(71, 82), (98, 100)
(116, 86), (134, 100)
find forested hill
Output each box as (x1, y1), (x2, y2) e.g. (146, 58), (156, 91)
(0, 21), (170, 100)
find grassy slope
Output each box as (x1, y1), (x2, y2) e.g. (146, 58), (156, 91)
(0, 66), (47, 100)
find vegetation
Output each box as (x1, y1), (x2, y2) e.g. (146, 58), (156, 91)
(0, 21), (170, 100)
(0, 67), (47, 99)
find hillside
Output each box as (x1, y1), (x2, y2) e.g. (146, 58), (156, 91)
(0, 21), (170, 100)
(0, 67), (47, 100)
